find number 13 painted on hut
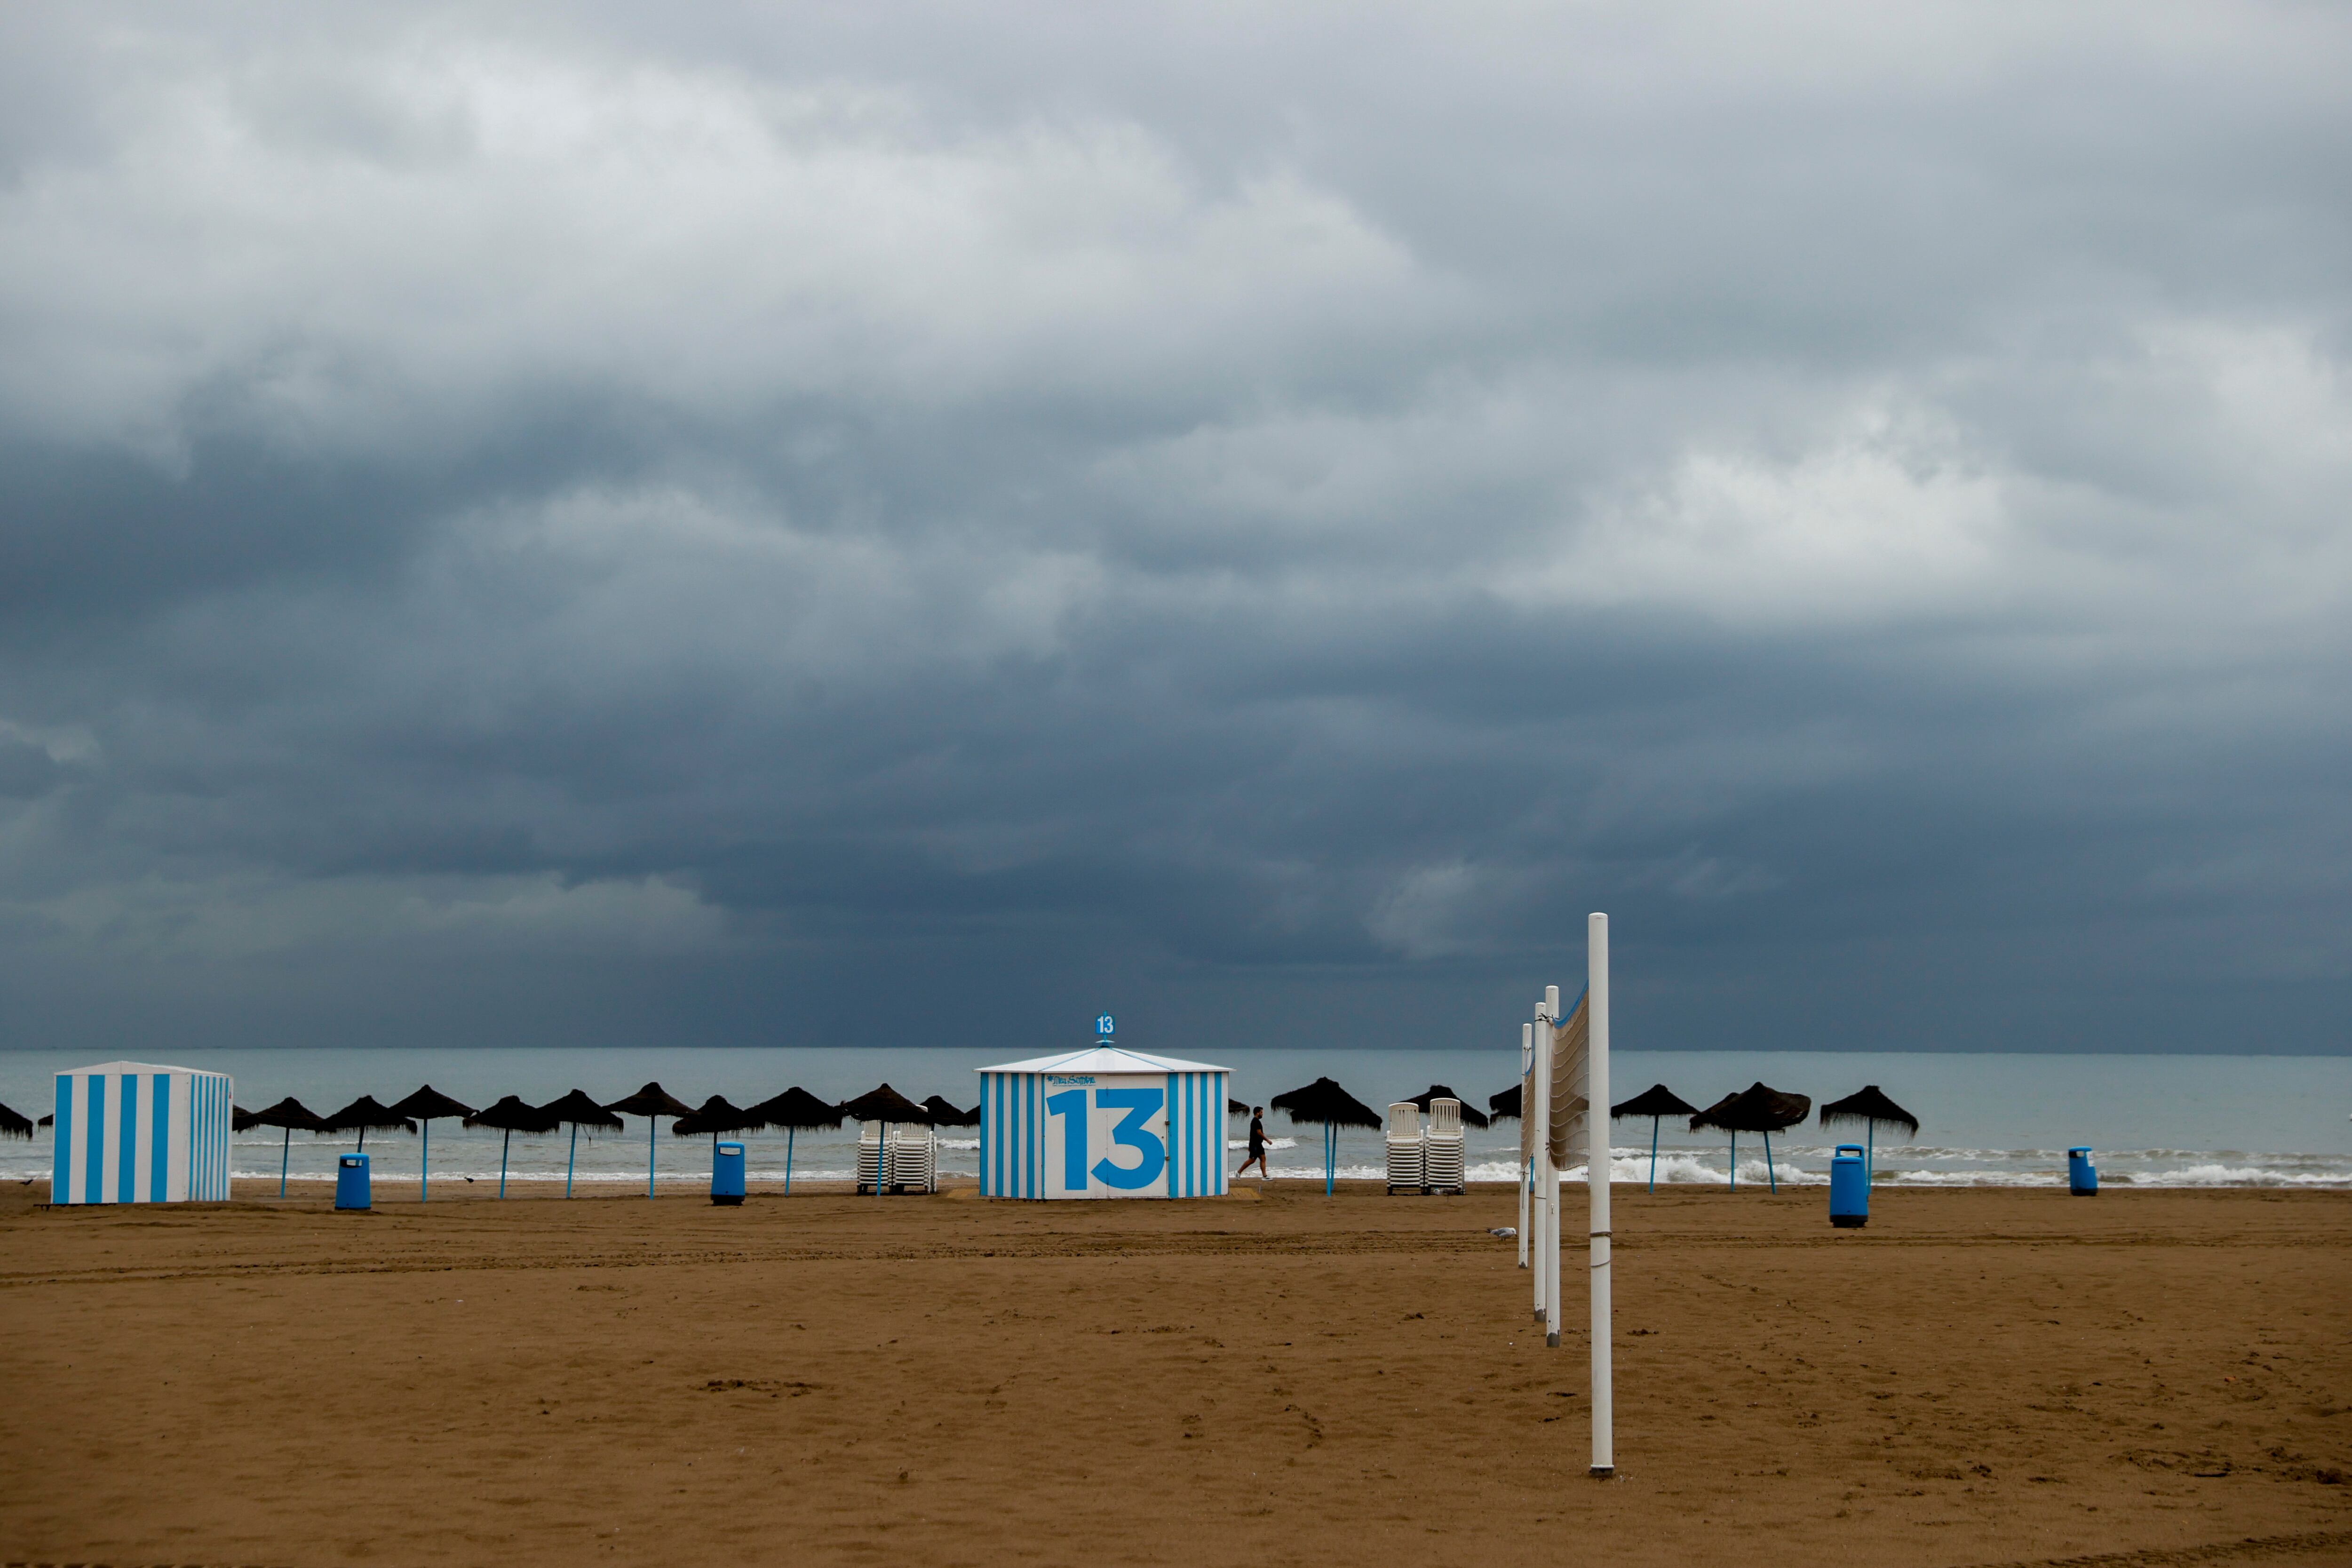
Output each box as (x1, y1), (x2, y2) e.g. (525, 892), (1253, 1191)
(1043, 1085), (1167, 1196)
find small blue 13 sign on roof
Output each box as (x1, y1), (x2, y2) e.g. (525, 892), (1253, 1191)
(1095, 1013), (1115, 1038)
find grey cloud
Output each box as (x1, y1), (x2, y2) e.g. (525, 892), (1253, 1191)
(0, 2), (2346, 1058)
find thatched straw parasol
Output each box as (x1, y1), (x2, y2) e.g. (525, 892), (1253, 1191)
(231, 1104), (259, 1132)
(1406, 1085), (1490, 1130)
(1820, 1084), (1919, 1182)
(390, 1086), (477, 1203)
(921, 1095), (980, 1128)
(537, 1089), (623, 1197)
(675, 1094), (765, 1149)
(245, 1097), (331, 1196)
(322, 1095), (416, 1152)
(1227, 1097), (1249, 1115)
(745, 1088), (841, 1194)
(1270, 1076), (1383, 1195)
(466, 1095), (557, 1198)
(1487, 1083), (1522, 1121)
(1690, 1082), (1812, 1193)
(605, 1083), (695, 1199)
(0, 1100), (32, 1139)
(840, 1084), (932, 1200)
(1610, 1084), (1699, 1192)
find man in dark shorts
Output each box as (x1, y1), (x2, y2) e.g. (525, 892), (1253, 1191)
(1237, 1105), (1271, 1180)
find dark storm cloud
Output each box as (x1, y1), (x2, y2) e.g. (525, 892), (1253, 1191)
(0, 2), (2347, 1056)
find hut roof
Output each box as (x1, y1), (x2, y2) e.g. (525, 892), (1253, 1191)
(538, 1089), (624, 1131)
(466, 1095), (557, 1134)
(745, 1087), (843, 1130)
(390, 1085), (477, 1122)
(0, 1100), (31, 1139)
(246, 1097), (331, 1133)
(978, 1045), (1229, 1075)
(674, 1095), (764, 1137)
(1406, 1085), (1491, 1129)
(1269, 1076), (1383, 1130)
(322, 1095), (417, 1135)
(1612, 1083), (1699, 1120)
(604, 1082), (694, 1121)
(921, 1096), (981, 1128)
(1689, 1082), (1812, 1134)
(1488, 1083), (1522, 1120)
(1820, 1084), (1920, 1136)
(839, 1083), (931, 1124)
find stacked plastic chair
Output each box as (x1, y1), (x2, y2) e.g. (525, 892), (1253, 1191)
(1422, 1097), (1466, 1194)
(856, 1121), (884, 1192)
(888, 1125), (937, 1193)
(1386, 1101), (1425, 1194)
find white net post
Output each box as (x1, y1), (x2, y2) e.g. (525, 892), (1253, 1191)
(1518, 1021), (1533, 1269)
(1589, 911), (1614, 1478)
(1542, 984), (1561, 1348)
(1531, 1008), (1550, 1325)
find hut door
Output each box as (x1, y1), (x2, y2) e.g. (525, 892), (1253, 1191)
(1040, 1073), (1169, 1199)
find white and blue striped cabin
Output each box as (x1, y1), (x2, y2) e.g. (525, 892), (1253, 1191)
(51, 1062), (234, 1205)
(978, 1046), (1229, 1201)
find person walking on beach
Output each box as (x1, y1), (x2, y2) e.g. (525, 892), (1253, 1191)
(1237, 1106), (1271, 1180)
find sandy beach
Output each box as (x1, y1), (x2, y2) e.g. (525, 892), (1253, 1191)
(1, 1180), (2344, 1568)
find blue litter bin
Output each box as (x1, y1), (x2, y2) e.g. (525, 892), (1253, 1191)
(2068, 1146), (2098, 1196)
(1829, 1144), (1869, 1228)
(335, 1152), (372, 1211)
(712, 1141), (746, 1206)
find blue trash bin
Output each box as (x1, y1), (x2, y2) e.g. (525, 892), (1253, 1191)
(2068, 1146), (2098, 1196)
(712, 1141), (746, 1206)
(1829, 1143), (1868, 1227)
(335, 1152), (372, 1211)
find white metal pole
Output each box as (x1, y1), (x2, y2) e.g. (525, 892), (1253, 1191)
(1531, 1005), (1550, 1326)
(1518, 1021), (1533, 1269)
(1542, 985), (1561, 1348)
(1589, 912), (1614, 1478)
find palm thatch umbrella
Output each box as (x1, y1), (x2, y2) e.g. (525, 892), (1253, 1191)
(1611, 1084), (1700, 1192)
(1405, 1084), (1490, 1130)
(538, 1089), (624, 1197)
(744, 1087), (841, 1194)
(465, 1095), (557, 1198)
(390, 1086), (477, 1202)
(323, 1095), (416, 1152)
(1690, 1082), (1812, 1194)
(231, 1104), (259, 1132)
(1270, 1076), (1383, 1195)
(1227, 1097), (1249, 1115)
(839, 1084), (932, 1198)
(1820, 1085), (1919, 1182)
(0, 1100), (32, 1139)
(921, 1095), (980, 1128)
(674, 1094), (766, 1148)
(1487, 1083), (1522, 1120)
(244, 1097), (331, 1196)
(605, 1083), (695, 1198)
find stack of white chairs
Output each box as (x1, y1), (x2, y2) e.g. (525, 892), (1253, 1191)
(889, 1125), (937, 1193)
(856, 1122), (938, 1194)
(1386, 1101), (1425, 1194)
(1422, 1097), (1466, 1194)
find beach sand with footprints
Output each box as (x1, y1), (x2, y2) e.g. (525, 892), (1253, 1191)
(0, 1182), (2344, 1568)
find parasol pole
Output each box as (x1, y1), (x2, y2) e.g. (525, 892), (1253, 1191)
(279, 1126), (291, 1198)
(421, 1119), (430, 1203)
(647, 1115), (656, 1199)
(1867, 1122), (1874, 1183)
(1589, 912), (1614, 1478)
(1649, 1114), (1660, 1193)
(1728, 1129), (1735, 1192)
(499, 1128), (510, 1199)
(785, 1126), (795, 1194)
(566, 1122), (578, 1198)
(1764, 1129), (1776, 1194)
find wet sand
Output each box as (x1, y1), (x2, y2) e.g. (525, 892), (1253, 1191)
(0, 1181), (2344, 1568)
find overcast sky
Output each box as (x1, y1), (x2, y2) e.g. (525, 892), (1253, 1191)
(1, 3), (2346, 1057)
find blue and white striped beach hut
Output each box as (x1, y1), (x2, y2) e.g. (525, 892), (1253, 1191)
(51, 1061), (234, 1205)
(979, 1047), (1230, 1201)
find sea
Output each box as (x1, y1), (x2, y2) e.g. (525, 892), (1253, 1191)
(4, 1047), (2348, 1192)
